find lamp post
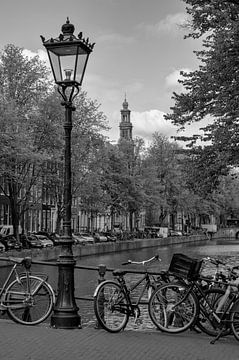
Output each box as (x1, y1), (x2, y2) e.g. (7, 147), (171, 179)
(41, 18), (94, 329)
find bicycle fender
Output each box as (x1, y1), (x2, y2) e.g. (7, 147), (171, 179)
(94, 280), (113, 297)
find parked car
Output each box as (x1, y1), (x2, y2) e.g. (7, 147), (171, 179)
(0, 235), (22, 251)
(34, 234), (54, 248)
(21, 234), (43, 249)
(73, 232), (95, 244)
(72, 233), (88, 245)
(93, 232), (108, 243)
(34, 231), (59, 245)
(169, 230), (183, 237)
(0, 241), (5, 252)
(0, 225), (22, 237)
(102, 231), (117, 242)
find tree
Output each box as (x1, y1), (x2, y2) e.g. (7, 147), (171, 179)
(100, 137), (145, 232)
(142, 133), (191, 228)
(118, 137), (146, 231)
(211, 172), (239, 226)
(165, 1), (239, 148)
(165, 0), (239, 202)
(36, 88), (109, 233)
(0, 44), (52, 239)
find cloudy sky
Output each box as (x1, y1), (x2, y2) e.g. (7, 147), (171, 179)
(0, 0), (204, 143)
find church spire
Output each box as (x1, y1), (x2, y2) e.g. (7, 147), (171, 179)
(119, 96), (133, 141)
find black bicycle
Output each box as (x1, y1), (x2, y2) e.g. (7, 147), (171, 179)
(148, 253), (239, 343)
(93, 254), (169, 333)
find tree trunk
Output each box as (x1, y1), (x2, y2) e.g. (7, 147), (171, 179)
(129, 210), (133, 232)
(10, 199), (20, 241)
(8, 181), (20, 240)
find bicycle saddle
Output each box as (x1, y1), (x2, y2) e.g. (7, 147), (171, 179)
(113, 269), (127, 277)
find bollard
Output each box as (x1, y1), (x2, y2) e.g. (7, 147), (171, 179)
(95, 264), (106, 329)
(98, 264), (106, 283)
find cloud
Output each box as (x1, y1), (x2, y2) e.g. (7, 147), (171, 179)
(23, 48), (49, 63)
(84, 74), (144, 116)
(96, 32), (134, 45)
(156, 13), (188, 33)
(131, 109), (177, 140)
(141, 13), (188, 37)
(165, 68), (191, 90)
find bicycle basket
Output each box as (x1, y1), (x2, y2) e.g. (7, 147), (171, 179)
(168, 253), (202, 280)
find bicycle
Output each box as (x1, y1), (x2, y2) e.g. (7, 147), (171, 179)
(194, 256), (239, 336)
(148, 253), (239, 343)
(0, 256), (55, 325)
(93, 254), (169, 333)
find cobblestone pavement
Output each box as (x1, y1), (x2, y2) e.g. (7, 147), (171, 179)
(0, 320), (238, 360)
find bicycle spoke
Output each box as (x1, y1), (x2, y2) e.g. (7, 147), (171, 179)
(149, 282), (198, 333)
(94, 281), (129, 332)
(5, 276), (54, 325)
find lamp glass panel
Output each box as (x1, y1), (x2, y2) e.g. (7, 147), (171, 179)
(48, 51), (61, 82)
(75, 53), (88, 84)
(47, 43), (89, 84)
(60, 54), (76, 82)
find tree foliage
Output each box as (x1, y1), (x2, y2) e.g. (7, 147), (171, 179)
(0, 44), (109, 235)
(164, 0), (239, 204)
(141, 133), (193, 226)
(0, 44), (52, 237)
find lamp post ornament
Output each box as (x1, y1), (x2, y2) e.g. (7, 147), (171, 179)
(41, 18), (94, 329)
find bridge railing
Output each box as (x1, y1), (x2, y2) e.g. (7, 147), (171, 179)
(31, 259), (163, 302)
(0, 256), (164, 307)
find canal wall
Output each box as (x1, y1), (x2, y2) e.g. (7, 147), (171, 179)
(0, 234), (208, 262)
(212, 227), (239, 239)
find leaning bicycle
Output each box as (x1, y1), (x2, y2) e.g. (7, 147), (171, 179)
(148, 253), (239, 343)
(0, 256), (55, 325)
(93, 254), (168, 333)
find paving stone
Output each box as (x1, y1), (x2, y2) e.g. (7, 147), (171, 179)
(0, 320), (238, 360)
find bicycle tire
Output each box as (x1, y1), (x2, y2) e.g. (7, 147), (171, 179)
(5, 275), (55, 325)
(148, 282), (199, 333)
(230, 298), (239, 341)
(94, 280), (129, 333)
(196, 288), (231, 337)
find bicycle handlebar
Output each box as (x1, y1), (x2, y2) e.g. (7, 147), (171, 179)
(121, 254), (161, 266)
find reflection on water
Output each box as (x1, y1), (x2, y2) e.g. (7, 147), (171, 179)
(1, 238), (239, 329)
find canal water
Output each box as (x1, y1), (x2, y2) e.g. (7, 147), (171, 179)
(1, 237), (239, 329)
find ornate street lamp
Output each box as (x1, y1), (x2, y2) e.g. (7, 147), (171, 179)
(41, 18), (94, 329)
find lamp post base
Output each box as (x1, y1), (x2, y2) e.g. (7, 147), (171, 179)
(51, 312), (81, 329)
(51, 251), (81, 329)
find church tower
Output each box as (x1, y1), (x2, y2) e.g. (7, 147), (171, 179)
(119, 96), (133, 141)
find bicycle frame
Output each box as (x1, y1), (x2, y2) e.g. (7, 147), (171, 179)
(118, 272), (153, 308)
(114, 257), (160, 318)
(173, 277), (239, 333)
(0, 262), (46, 310)
(0, 263), (21, 300)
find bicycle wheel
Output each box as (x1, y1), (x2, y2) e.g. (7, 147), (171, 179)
(5, 276), (55, 325)
(94, 280), (129, 333)
(230, 298), (239, 341)
(196, 288), (231, 337)
(148, 282), (198, 333)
